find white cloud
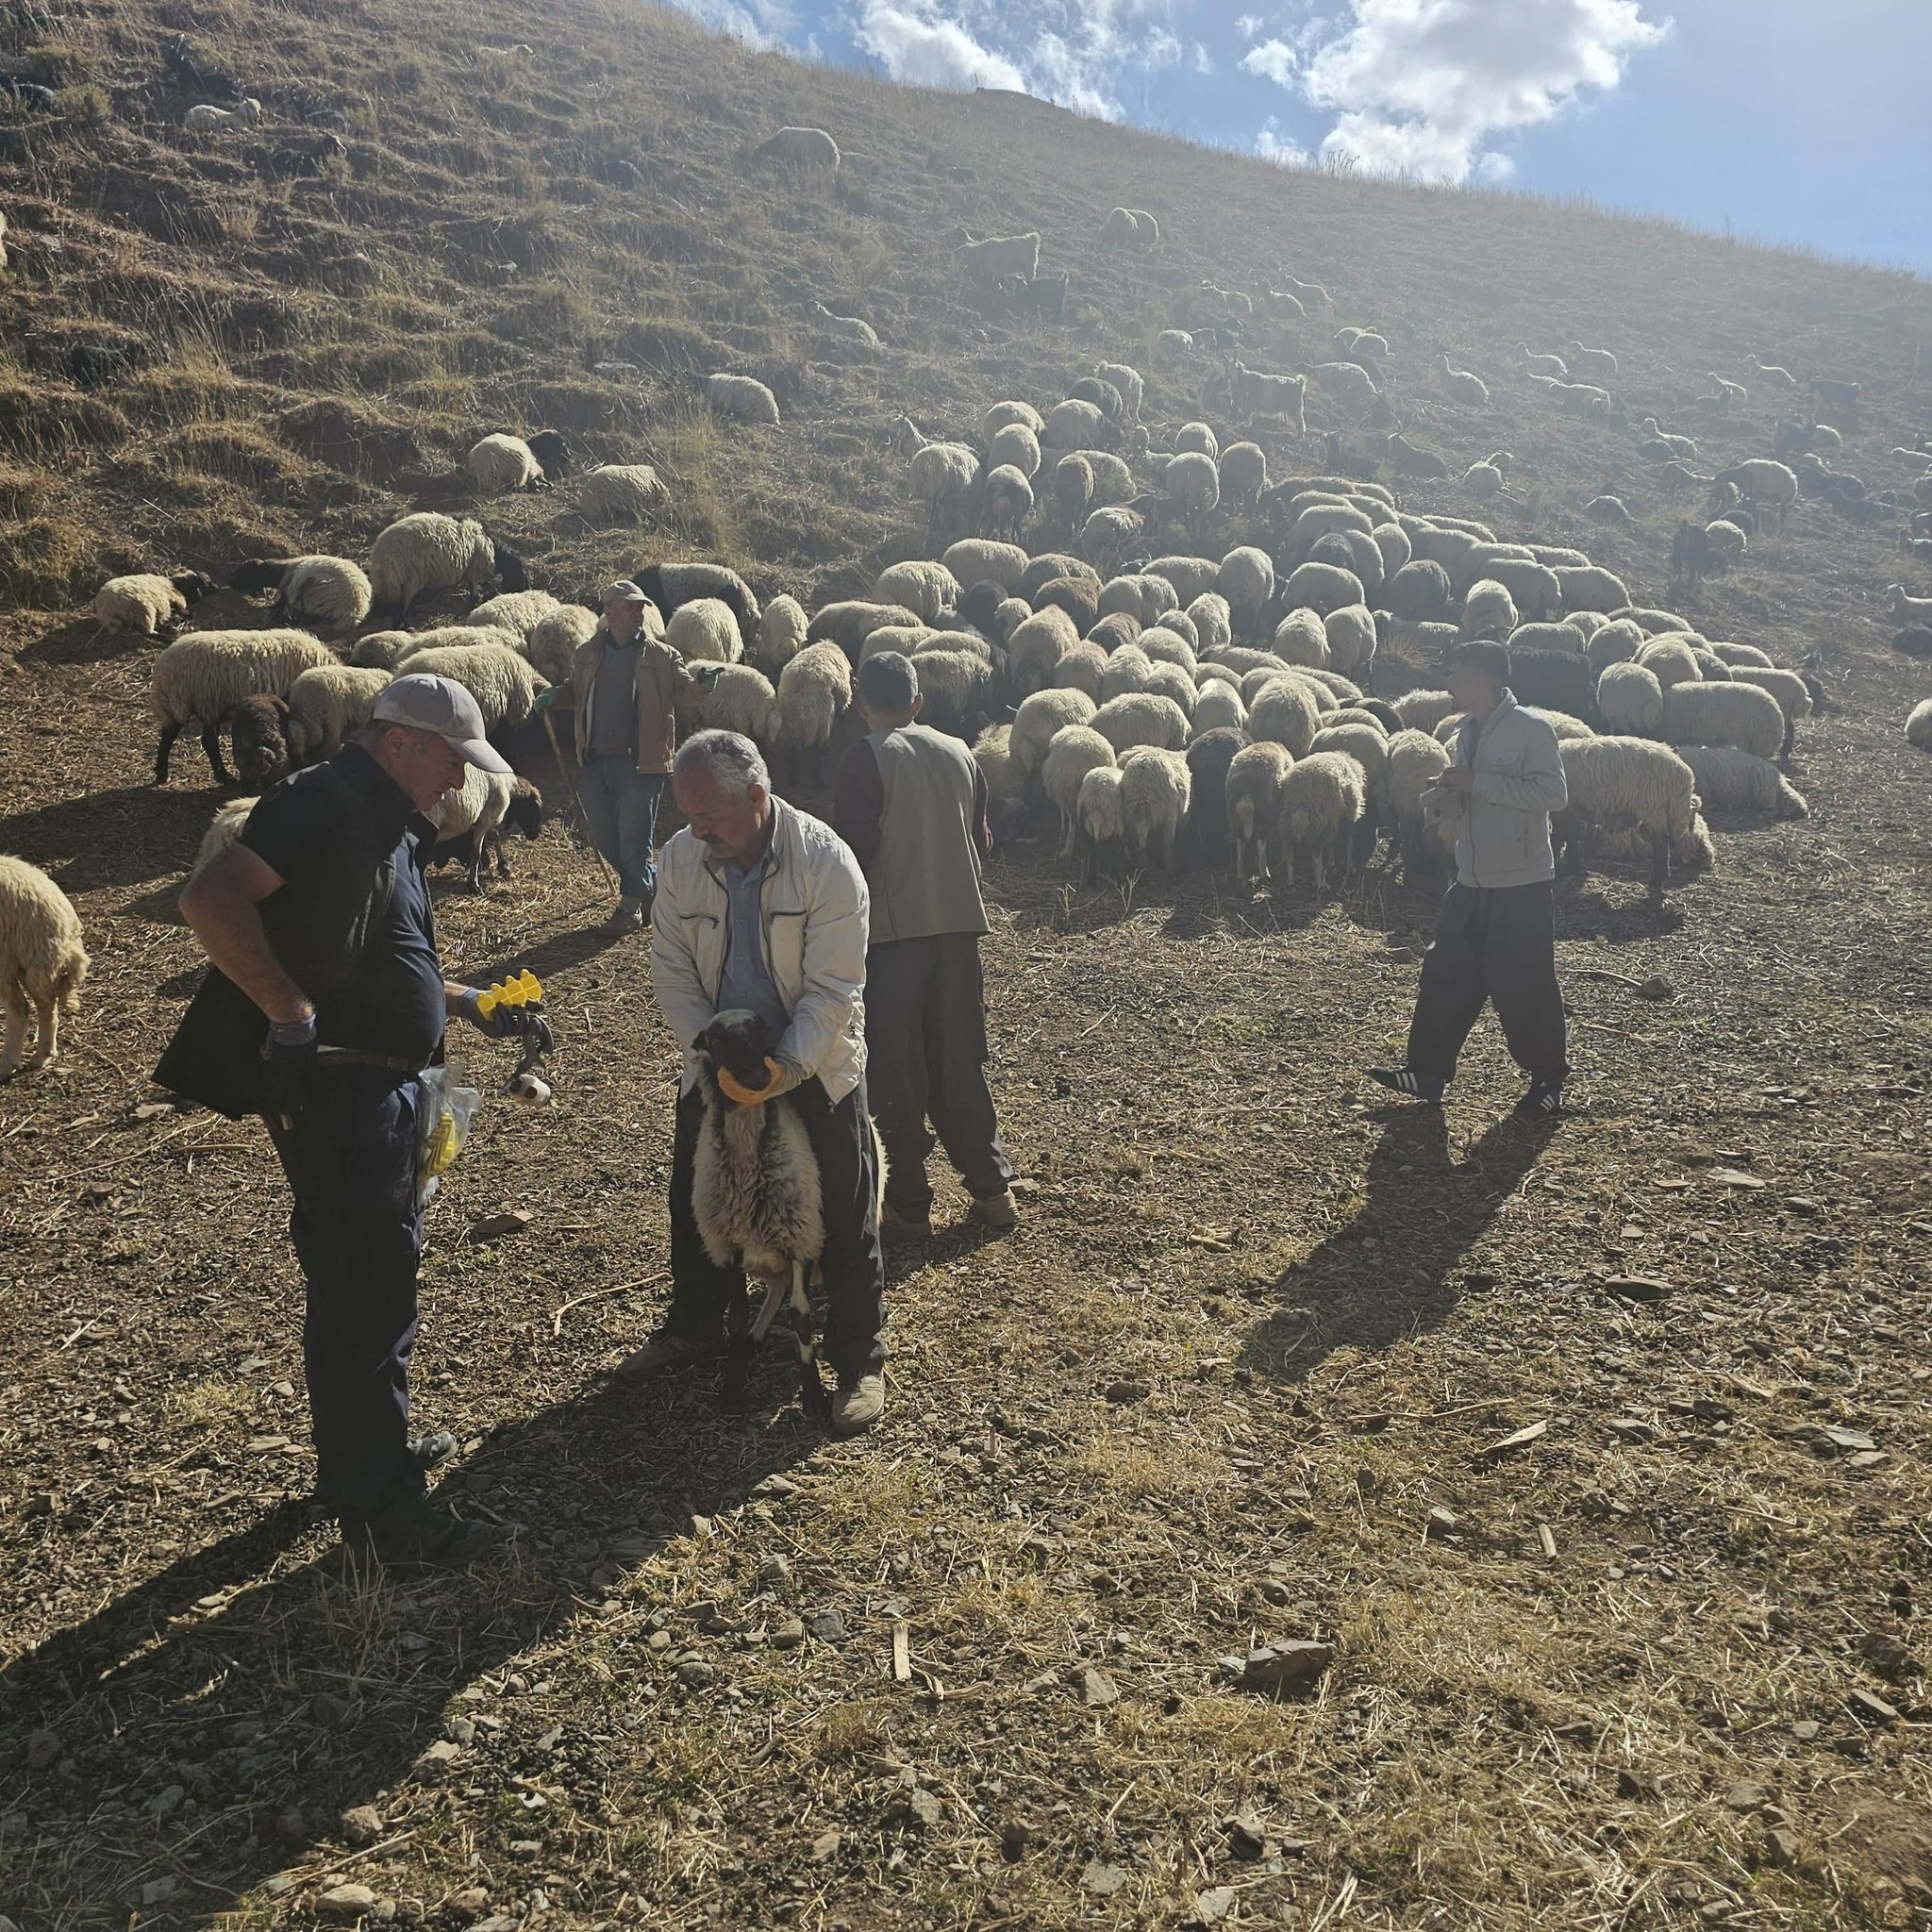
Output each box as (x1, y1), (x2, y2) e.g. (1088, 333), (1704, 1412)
(1474, 149), (1516, 183)
(1255, 115), (1311, 165)
(664, 0), (796, 47)
(1251, 0), (1670, 183)
(1237, 11), (1263, 35)
(854, 4), (1026, 89)
(1191, 40), (1213, 74)
(1241, 36), (1298, 85)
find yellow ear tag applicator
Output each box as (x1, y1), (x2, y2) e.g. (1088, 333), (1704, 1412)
(716, 1057), (786, 1107)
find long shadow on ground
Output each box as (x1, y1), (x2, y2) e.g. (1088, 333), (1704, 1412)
(1239, 1105), (1558, 1384)
(0, 1359), (819, 1930)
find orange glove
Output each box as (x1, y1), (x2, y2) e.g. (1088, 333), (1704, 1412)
(716, 1056), (798, 1106)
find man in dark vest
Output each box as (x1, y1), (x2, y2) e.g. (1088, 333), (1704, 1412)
(832, 651), (1016, 1243)
(161, 675), (538, 1565)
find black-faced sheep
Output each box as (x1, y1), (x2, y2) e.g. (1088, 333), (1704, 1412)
(426, 768), (545, 891)
(367, 513), (520, 616)
(151, 630), (337, 784)
(94, 571), (216, 641)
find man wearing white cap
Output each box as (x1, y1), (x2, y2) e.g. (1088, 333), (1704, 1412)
(165, 675), (537, 1565)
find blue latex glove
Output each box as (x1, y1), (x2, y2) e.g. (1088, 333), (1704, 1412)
(261, 1012), (317, 1125)
(458, 988), (537, 1040)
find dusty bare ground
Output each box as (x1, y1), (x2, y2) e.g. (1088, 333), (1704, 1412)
(3, 0), (1932, 1927)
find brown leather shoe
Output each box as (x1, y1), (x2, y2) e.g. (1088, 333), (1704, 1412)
(969, 1190), (1019, 1230)
(614, 1329), (726, 1381)
(879, 1206), (932, 1247)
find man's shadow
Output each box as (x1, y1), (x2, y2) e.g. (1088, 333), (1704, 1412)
(1239, 1105), (1557, 1382)
(0, 1360), (823, 1925)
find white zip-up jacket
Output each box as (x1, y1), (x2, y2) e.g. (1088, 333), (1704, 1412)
(1440, 691), (1568, 888)
(650, 796), (870, 1101)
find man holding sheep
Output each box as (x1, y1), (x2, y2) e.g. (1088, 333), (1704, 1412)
(832, 651), (1016, 1242)
(623, 730), (889, 1434)
(1371, 641), (1573, 1118)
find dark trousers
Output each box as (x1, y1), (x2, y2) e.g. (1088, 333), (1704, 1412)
(1407, 881), (1569, 1086)
(864, 934), (1014, 1218)
(577, 756), (665, 902)
(267, 1069), (425, 1524)
(665, 1074), (887, 1380)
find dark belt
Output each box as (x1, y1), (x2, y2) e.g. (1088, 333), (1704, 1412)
(313, 1046), (429, 1074)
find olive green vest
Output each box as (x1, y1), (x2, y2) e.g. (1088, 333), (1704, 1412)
(864, 724), (988, 943)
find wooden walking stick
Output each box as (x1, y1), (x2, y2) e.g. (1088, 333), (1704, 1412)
(541, 706), (619, 894)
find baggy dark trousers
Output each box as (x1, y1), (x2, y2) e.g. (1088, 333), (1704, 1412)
(665, 1074), (887, 1380)
(1407, 880), (1569, 1086)
(266, 1067), (425, 1524)
(863, 934), (1015, 1218)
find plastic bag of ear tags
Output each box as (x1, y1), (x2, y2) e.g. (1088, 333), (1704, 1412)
(416, 1063), (481, 1206)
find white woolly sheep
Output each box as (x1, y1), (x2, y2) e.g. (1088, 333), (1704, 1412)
(464, 589), (562, 641)
(1886, 585), (1932, 625)
(192, 795), (257, 877)
(1192, 681), (1246, 738)
(1278, 751), (1366, 894)
(1597, 660), (1665, 736)
(1510, 621), (1587, 655)
(1119, 746), (1191, 876)
(1284, 561), (1363, 616)
(1324, 604), (1376, 675)
(1052, 643), (1107, 700)
(426, 764), (543, 891)
(467, 433), (544, 491)
(1566, 341), (1619, 382)
(1711, 459), (1798, 531)
(367, 512), (499, 613)
(1137, 626), (1196, 673)
(1374, 523), (1412, 578)
(1008, 608), (1081, 698)
(1636, 637), (1704, 690)
(395, 642), (548, 732)
(1224, 741), (1292, 883)
(1016, 688), (1100, 798)
(1585, 618), (1645, 675)
(151, 629), (337, 784)
(1435, 355), (1490, 407)
(1677, 743), (1808, 817)
(1660, 679), (1784, 762)
(1248, 678), (1321, 758)
(1098, 573), (1179, 627)
(348, 630), (414, 670)
(775, 641), (853, 783)
(1231, 364), (1307, 431)
(708, 373), (781, 427)
(1217, 546), (1274, 630)
(1271, 609), (1331, 668)
(1554, 564), (1627, 615)
(523, 604), (600, 684)
(1707, 640), (1774, 669)
(395, 623), (524, 664)
(807, 600), (921, 659)
(1091, 691), (1189, 756)
(1552, 736), (1703, 903)
(577, 464), (669, 525)
(978, 464), (1033, 541)
(185, 98), (262, 130)
(1144, 557), (1218, 606)
(1100, 645), (1153, 702)
(894, 416), (980, 537)
(286, 664), (391, 760)
(1385, 728), (1452, 880)
(753, 126), (841, 170)
(942, 540), (1028, 594)
(1076, 764), (1125, 879)
(871, 560), (959, 625)
(700, 663), (782, 746)
(908, 646), (991, 736)
(758, 594), (808, 672)
(1307, 361), (1379, 409)
(93, 571), (213, 640)
(956, 231), (1041, 281)
(1910, 701), (1932, 750)
(1309, 720), (1389, 826)
(0, 857), (89, 1079)
(983, 400), (1045, 439)
(1141, 662), (1196, 719)
(811, 301), (879, 349)
(1219, 441), (1269, 510)
(1188, 591), (1233, 654)
(1173, 423), (1219, 458)
(1095, 360), (1144, 423)
(1392, 689), (1457, 733)
(987, 422), (1041, 478)
(971, 724), (1025, 843)
(1726, 667), (1811, 754)
(1524, 708), (1596, 742)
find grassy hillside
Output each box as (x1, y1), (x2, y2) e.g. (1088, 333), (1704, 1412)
(3, 3), (1932, 1930)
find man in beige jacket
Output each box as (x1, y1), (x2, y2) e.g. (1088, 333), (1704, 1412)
(569, 581), (699, 933)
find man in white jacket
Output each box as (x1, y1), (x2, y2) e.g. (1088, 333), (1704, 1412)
(1372, 641), (1573, 1117)
(620, 730), (888, 1433)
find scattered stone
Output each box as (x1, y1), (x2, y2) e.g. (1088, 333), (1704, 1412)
(1845, 1450), (1888, 1471)
(1762, 1826), (1800, 1870)
(1480, 1420), (1548, 1458)
(1425, 1506), (1459, 1539)
(318, 1883), (380, 1921)
(1193, 1887), (1237, 1925)
(467, 1209), (532, 1242)
(1847, 1688), (1899, 1725)
(1859, 1631), (1912, 1676)
(1790, 1721), (1820, 1741)
(133, 1100), (175, 1121)
(447, 1718), (476, 1745)
(1607, 1417), (1657, 1442)
(150, 1783), (185, 1819)
(808, 1609), (847, 1642)
(1000, 1815), (1038, 1854)
(1636, 974), (1674, 1001)
(1224, 1810), (1271, 1858)
(770, 1617), (805, 1650)
(1220, 1641), (1335, 1692)
(471, 1918), (520, 1932)
(448, 1890), (490, 1918)
(647, 1629), (672, 1653)
(758, 1555), (792, 1587)
(1080, 1667), (1120, 1707)
(1081, 1860), (1128, 1896)
(25, 1730), (58, 1772)
(1603, 1274), (1673, 1303)
(141, 1878), (179, 1906)
(1824, 1425), (1877, 1455)
(1103, 1379), (1150, 1405)
(414, 1740), (462, 1780)
(1707, 1167), (1764, 1190)
(340, 1804), (384, 1846)
(755, 1473), (799, 1496)
(675, 1659), (715, 1690)
(1616, 1768), (1661, 1801)
(906, 1785), (942, 1828)
(1724, 1783), (1770, 1813)
(1553, 1720), (1594, 1742)
(810, 1829), (841, 1861)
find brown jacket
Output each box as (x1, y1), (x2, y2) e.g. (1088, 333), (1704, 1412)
(571, 625), (699, 775)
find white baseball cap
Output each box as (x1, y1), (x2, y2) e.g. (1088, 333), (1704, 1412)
(371, 674), (512, 774)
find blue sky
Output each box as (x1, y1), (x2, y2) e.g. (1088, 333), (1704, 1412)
(666, 0), (1932, 274)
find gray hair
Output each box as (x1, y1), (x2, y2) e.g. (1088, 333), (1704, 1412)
(675, 728), (769, 795)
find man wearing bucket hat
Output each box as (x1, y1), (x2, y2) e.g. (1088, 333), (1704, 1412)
(568, 580), (702, 933)
(164, 675), (538, 1565)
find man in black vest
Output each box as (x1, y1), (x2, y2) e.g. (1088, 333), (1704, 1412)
(164, 675), (535, 1565)
(832, 652), (1016, 1243)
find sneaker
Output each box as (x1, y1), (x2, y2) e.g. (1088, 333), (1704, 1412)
(601, 897), (644, 934)
(339, 1497), (508, 1569)
(313, 1431), (458, 1511)
(879, 1206), (933, 1247)
(830, 1373), (885, 1436)
(614, 1328), (727, 1381)
(1369, 1067), (1445, 1104)
(969, 1190), (1019, 1230)
(1513, 1080), (1571, 1119)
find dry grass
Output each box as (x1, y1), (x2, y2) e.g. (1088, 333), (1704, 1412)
(2, 0), (1931, 1928)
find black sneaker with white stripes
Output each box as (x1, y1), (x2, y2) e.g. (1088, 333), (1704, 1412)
(1514, 1080), (1568, 1118)
(1368, 1067), (1445, 1104)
